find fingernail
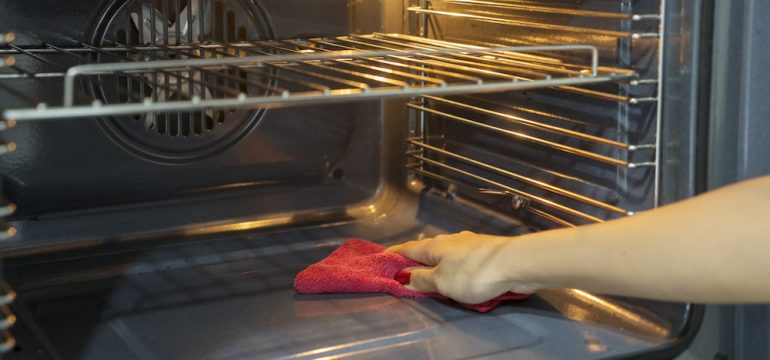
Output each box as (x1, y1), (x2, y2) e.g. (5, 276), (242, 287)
(395, 270), (411, 285)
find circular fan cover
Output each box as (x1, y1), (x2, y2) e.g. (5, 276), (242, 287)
(89, 0), (274, 163)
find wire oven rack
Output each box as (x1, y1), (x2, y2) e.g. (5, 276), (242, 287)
(405, 1), (664, 228)
(0, 282), (15, 353)
(0, 32), (16, 349)
(0, 33), (635, 121)
(405, 94), (657, 227)
(407, 1), (661, 39)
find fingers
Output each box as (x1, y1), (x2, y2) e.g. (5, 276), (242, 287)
(403, 266), (439, 293)
(386, 239), (438, 266)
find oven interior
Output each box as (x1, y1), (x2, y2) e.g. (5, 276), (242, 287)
(0, 0), (702, 359)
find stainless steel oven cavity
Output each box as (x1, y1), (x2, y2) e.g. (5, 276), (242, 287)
(0, 1), (718, 359)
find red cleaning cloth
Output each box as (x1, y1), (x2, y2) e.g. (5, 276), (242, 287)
(294, 238), (530, 313)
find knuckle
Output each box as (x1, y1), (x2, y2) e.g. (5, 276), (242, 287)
(424, 238), (442, 254)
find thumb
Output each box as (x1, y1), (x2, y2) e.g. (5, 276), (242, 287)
(402, 266), (438, 293)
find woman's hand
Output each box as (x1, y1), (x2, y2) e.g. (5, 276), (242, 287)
(387, 231), (544, 304)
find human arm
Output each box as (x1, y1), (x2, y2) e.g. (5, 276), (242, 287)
(387, 175), (770, 304)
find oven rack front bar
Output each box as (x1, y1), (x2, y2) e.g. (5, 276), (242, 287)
(1, 34), (635, 122)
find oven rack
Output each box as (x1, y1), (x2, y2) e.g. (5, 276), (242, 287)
(0, 282), (16, 353)
(408, 1), (661, 39)
(0, 34), (636, 122)
(410, 96), (655, 169)
(325, 34), (645, 104)
(443, 0), (658, 21)
(406, 1), (665, 226)
(406, 94), (656, 227)
(409, 141), (619, 223)
(409, 165), (589, 228)
(0, 41), (16, 350)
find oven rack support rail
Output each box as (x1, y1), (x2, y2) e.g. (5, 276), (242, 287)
(0, 282), (16, 353)
(406, 1), (664, 227)
(408, 1), (661, 39)
(405, 94), (657, 228)
(0, 32), (17, 354)
(0, 34), (635, 121)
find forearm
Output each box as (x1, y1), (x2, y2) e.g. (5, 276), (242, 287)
(506, 176), (770, 303)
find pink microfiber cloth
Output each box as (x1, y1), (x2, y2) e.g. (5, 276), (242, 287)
(294, 238), (530, 313)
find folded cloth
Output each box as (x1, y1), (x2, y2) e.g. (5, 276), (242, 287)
(294, 238), (530, 313)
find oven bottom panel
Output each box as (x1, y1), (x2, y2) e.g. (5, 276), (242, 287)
(5, 195), (689, 360)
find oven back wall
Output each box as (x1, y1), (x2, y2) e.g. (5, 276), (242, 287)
(0, 0), (386, 217)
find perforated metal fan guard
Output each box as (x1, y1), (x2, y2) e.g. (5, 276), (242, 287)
(89, 0), (274, 163)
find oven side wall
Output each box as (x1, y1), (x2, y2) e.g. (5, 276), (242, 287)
(680, 0), (770, 359)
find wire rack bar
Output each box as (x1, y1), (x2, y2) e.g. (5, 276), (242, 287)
(444, 0), (652, 20)
(459, 95), (622, 137)
(422, 96), (640, 150)
(408, 154), (604, 223)
(0, 283), (14, 352)
(0, 284), (15, 307)
(408, 7), (627, 38)
(0, 35), (637, 89)
(363, 34), (641, 104)
(0, 305), (15, 331)
(404, 2), (663, 227)
(1, 34), (637, 121)
(381, 34), (636, 75)
(60, 43), (602, 105)
(408, 102), (655, 168)
(0, 31), (16, 347)
(407, 7), (660, 39)
(390, 35), (646, 103)
(0, 330), (14, 353)
(408, 165), (578, 227)
(409, 139), (630, 215)
(343, 35), (569, 79)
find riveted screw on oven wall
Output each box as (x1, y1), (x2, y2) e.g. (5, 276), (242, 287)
(445, 184), (459, 200)
(511, 196), (529, 211)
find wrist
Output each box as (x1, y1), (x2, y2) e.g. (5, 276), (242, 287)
(497, 228), (581, 291)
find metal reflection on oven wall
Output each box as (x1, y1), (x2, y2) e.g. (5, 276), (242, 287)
(537, 289), (672, 340)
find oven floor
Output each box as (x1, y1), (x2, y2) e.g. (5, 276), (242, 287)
(6, 196), (682, 359)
